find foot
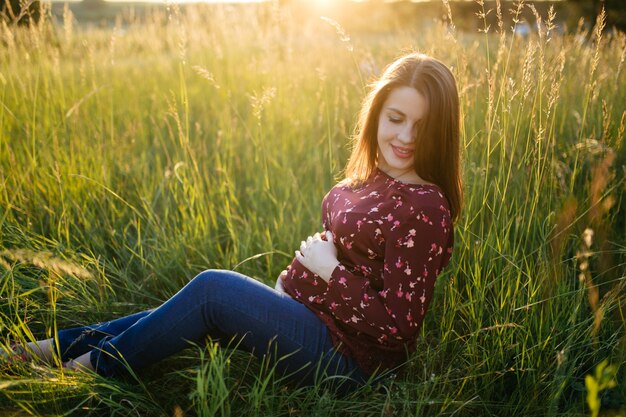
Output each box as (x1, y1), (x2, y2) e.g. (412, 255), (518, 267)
(0, 342), (31, 363)
(1, 339), (56, 370)
(62, 352), (94, 373)
(0, 342), (33, 373)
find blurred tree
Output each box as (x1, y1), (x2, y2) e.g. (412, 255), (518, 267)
(567, 0), (626, 31)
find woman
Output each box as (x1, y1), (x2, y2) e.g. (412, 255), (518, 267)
(4, 52), (462, 390)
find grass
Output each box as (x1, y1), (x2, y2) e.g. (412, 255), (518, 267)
(1, 1), (625, 415)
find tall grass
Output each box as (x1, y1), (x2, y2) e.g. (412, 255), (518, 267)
(1, 1), (625, 415)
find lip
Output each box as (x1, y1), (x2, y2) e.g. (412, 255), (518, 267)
(391, 145), (414, 159)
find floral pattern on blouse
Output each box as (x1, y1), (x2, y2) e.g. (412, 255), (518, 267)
(282, 167), (454, 374)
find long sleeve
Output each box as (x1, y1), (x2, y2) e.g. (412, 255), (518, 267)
(323, 205), (452, 346)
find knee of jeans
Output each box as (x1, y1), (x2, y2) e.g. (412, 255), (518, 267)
(190, 269), (233, 294)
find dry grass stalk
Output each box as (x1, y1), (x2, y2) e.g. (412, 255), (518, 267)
(441, 0), (456, 42)
(0, 248), (93, 280)
(546, 50), (565, 121)
(521, 40), (536, 101)
(320, 17), (353, 53)
(63, 3), (73, 46)
(508, 0), (525, 31)
(590, 7), (607, 82)
(616, 32), (625, 85)
(589, 150), (615, 227)
(550, 196), (578, 261)
(193, 66), (220, 89)
(474, 0), (491, 34)
(615, 110), (625, 151)
(576, 228), (603, 344)
(495, 0), (503, 34)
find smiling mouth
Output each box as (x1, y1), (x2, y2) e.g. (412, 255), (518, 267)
(391, 145), (414, 158)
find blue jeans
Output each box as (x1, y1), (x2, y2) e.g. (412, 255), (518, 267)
(55, 269), (369, 390)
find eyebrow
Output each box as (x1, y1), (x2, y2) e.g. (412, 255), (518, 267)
(386, 107), (422, 121)
(386, 107), (406, 116)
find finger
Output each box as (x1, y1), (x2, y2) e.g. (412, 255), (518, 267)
(313, 232), (321, 241)
(307, 236), (313, 245)
(295, 250), (304, 263)
(275, 279), (284, 291)
(300, 241), (307, 253)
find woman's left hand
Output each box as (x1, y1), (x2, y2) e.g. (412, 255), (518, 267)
(295, 231), (340, 283)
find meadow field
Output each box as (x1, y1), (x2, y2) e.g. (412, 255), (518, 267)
(1, 1), (625, 415)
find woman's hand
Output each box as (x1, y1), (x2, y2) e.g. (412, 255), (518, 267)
(295, 231), (340, 283)
(275, 270), (288, 294)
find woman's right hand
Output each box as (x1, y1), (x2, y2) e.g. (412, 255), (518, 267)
(275, 270), (288, 294)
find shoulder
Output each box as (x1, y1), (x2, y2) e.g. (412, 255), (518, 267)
(378, 184), (452, 236)
(382, 183), (450, 216)
(322, 175), (379, 204)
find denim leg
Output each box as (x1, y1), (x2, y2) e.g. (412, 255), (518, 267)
(55, 310), (152, 361)
(91, 269), (368, 389)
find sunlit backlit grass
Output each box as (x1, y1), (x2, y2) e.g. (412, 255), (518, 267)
(1, 1), (625, 415)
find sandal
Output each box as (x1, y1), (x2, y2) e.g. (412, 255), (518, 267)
(0, 342), (32, 372)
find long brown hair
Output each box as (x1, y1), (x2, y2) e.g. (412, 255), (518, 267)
(344, 52), (463, 222)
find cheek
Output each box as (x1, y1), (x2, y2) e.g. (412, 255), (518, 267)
(376, 117), (384, 135)
(377, 120), (393, 140)
(376, 122), (385, 145)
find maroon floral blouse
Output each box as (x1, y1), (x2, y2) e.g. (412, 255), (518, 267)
(282, 167), (454, 375)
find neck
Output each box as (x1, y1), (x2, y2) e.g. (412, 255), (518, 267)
(378, 165), (423, 184)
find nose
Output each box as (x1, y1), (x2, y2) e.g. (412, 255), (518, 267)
(397, 124), (415, 144)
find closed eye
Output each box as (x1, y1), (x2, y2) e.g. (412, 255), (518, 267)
(388, 116), (402, 124)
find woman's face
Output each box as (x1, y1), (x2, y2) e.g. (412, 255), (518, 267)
(376, 86), (428, 179)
